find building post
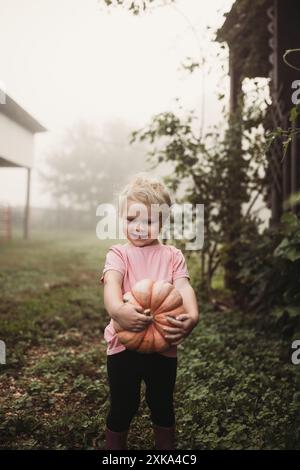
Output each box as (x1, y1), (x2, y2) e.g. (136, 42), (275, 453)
(23, 167), (31, 240)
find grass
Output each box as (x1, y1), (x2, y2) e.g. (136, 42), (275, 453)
(0, 231), (299, 449)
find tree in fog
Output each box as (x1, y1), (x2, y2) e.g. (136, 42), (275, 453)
(41, 119), (149, 215)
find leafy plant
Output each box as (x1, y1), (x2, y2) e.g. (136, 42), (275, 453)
(235, 212), (300, 337)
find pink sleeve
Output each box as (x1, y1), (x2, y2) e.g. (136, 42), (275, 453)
(100, 245), (126, 284)
(172, 248), (190, 281)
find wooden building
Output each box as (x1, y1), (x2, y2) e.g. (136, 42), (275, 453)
(0, 90), (46, 239)
(217, 0), (300, 225)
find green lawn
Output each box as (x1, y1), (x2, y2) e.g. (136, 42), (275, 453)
(0, 232), (299, 449)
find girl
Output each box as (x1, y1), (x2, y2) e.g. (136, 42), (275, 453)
(100, 173), (199, 450)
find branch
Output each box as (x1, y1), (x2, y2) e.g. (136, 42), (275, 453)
(244, 190), (261, 218)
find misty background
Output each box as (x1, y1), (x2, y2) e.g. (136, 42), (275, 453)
(0, 0), (235, 234)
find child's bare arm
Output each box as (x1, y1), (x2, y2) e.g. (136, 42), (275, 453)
(162, 277), (200, 346)
(102, 270), (153, 332)
(174, 277), (199, 326)
(102, 270), (124, 321)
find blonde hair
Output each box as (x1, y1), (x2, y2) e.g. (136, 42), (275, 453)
(118, 173), (172, 216)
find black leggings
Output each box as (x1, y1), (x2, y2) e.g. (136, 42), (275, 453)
(106, 348), (178, 432)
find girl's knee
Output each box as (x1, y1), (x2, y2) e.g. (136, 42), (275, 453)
(149, 407), (176, 427)
(106, 407), (139, 431)
(107, 399), (140, 427)
(146, 394), (175, 425)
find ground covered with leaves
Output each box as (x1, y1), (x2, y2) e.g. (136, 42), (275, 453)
(0, 233), (299, 449)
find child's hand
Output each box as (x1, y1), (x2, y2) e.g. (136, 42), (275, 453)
(162, 314), (197, 346)
(115, 303), (153, 332)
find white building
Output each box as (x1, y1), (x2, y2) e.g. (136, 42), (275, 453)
(0, 90), (46, 239)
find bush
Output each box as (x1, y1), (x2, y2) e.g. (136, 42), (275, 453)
(235, 212), (300, 337)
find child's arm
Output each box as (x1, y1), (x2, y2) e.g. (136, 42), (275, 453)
(102, 270), (125, 321)
(103, 270), (153, 332)
(174, 277), (199, 326)
(162, 277), (199, 346)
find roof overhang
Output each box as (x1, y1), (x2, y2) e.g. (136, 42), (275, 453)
(215, 0), (273, 79)
(0, 90), (47, 133)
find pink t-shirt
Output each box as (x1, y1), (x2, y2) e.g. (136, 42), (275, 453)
(100, 241), (190, 357)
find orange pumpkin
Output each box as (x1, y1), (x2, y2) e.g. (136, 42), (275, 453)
(112, 278), (185, 353)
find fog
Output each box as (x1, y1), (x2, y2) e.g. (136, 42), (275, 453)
(0, 0), (234, 233)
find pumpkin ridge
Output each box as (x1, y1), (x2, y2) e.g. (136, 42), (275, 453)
(151, 281), (174, 313)
(132, 278), (153, 309)
(152, 324), (169, 351)
(133, 328), (148, 349)
(118, 327), (147, 350)
(153, 285), (175, 315)
(148, 278), (154, 312)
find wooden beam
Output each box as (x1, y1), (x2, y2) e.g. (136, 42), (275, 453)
(275, 0), (300, 216)
(23, 167), (31, 240)
(229, 49), (242, 113)
(224, 48), (244, 292)
(291, 118), (300, 216)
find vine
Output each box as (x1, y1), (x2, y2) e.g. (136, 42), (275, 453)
(266, 48), (300, 169)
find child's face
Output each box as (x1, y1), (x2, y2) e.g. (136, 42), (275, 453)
(122, 199), (161, 247)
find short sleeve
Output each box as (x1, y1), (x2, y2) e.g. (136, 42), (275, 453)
(100, 245), (126, 285)
(172, 248), (190, 281)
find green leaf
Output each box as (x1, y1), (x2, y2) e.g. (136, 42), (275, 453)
(280, 212), (299, 228)
(289, 106), (299, 123)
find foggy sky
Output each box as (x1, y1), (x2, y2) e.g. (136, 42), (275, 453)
(0, 0), (233, 207)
